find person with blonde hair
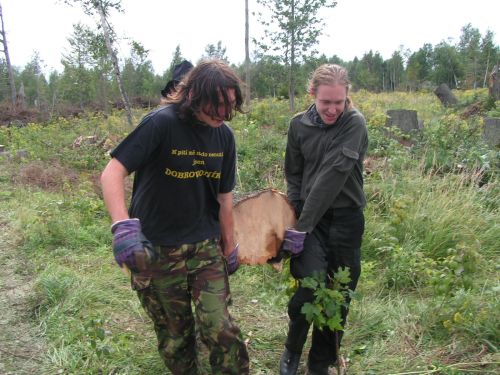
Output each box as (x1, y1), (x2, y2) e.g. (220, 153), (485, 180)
(279, 64), (368, 375)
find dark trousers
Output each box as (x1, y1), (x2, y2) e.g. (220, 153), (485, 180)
(286, 208), (364, 369)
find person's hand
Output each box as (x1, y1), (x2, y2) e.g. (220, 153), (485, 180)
(281, 228), (307, 256)
(225, 243), (240, 275)
(111, 218), (156, 273)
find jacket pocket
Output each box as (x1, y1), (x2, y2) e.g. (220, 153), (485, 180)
(335, 146), (359, 172)
(342, 146), (359, 160)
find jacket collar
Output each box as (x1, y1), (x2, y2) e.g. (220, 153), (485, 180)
(300, 104), (345, 128)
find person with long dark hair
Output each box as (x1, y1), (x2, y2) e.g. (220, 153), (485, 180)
(101, 59), (249, 375)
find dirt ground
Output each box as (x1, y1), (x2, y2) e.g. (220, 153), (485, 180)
(0, 220), (46, 374)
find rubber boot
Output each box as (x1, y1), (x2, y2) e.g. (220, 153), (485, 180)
(306, 358), (333, 375)
(306, 365), (330, 375)
(279, 347), (301, 375)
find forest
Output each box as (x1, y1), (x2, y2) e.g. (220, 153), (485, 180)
(0, 0), (499, 123)
(0, 1), (499, 374)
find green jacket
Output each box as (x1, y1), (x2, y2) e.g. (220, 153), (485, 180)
(285, 104), (368, 233)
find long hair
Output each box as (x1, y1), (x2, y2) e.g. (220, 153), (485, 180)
(307, 64), (353, 110)
(166, 59), (244, 122)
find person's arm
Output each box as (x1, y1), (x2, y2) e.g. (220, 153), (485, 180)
(218, 191), (235, 257)
(101, 158), (156, 273)
(100, 158), (130, 223)
(285, 120), (304, 208)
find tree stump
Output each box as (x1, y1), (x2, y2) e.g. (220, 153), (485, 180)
(385, 109), (420, 133)
(434, 83), (458, 107)
(489, 65), (500, 101)
(483, 118), (500, 148)
(233, 189), (296, 265)
(385, 109), (420, 147)
(15, 82), (26, 109)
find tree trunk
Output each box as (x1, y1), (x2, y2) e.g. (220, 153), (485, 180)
(233, 189), (296, 265)
(16, 82), (26, 109)
(0, 4), (17, 107)
(434, 83), (458, 107)
(288, 0), (296, 112)
(483, 52), (490, 88)
(483, 117), (500, 148)
(244, 0), (251, 106)
(385, 109), (421, 147)
(97, 3), (133, 127)
(288, 63), (296, 112)
(488, 65), (500, 101)
(385, 109), (420, 133)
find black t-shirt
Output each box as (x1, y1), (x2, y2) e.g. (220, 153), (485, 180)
(111, 104), (236, 246)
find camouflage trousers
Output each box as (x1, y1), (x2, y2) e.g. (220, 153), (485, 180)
(131, 238), (249, 375)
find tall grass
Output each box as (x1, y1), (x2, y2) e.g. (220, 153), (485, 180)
(1, 90), (498, 374)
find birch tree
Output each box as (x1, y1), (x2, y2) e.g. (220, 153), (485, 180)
(458, 23), (482, 89)
(480, 30), (499, 88)
(63, 0), (133, 126)
(244, 0), (251, 105)
(0, 2), (16, 106)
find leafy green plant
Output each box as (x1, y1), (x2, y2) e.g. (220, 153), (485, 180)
(428, 242), (482, 296)
(433, 287), (500, 352)
(301, 268), (352, 332)
(83, 317), (113, 358)
(378, 243), (431, 290)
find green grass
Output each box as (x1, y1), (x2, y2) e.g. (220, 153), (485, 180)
(1, 90), (498, 374)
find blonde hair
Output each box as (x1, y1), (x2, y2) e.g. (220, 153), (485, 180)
(308, 64), (353, 109)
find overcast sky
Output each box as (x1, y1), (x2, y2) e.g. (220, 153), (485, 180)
(2, 0), (499, 75)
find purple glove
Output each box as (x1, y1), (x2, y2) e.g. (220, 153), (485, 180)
(282, 228), (307, 256)
(111, 218), (155, 273)
(225, 244), (240, 275)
